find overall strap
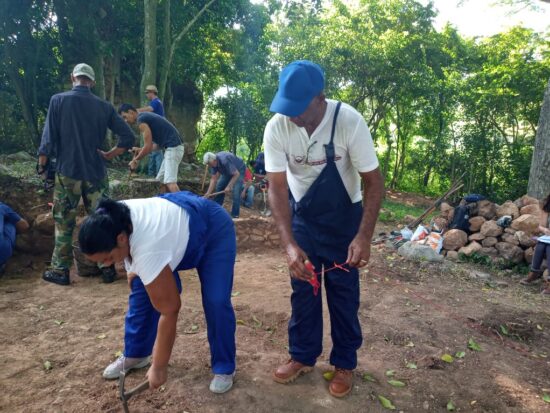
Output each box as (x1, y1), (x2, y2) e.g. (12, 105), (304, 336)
(324, 101), (342, 161)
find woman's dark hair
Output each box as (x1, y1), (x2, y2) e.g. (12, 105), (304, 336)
(542, 193), (550, 213)
(79, 198), (132, 254)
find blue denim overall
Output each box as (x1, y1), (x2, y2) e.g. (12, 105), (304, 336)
(289, 102), (363, 370)
(124, 191), (236, 374)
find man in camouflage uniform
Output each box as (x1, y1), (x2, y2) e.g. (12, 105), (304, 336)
(37, 63), (135, 286)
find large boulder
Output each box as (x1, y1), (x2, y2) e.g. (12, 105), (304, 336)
(514, 231), (537, 248)
(495, 242), (524, 263)
(496, 201), (520, 219)
(480, 220), (503, 237)
(397, 241), (444, 262)
(510, 214), (539, 234)
(433, 216), (448, 232)
(517, 195), (539, 208)
(443, 229), (468, 251)
(482, 237), (498, 248)
(34, 212), (54, 235)
(501, 233), (519, 246)
(469, 216), (486, 232)
(440, 202), (454, 221)
(477, 200), (497, 220)
(479, 247), (498, 257)
(469, 232), (485, 242)
(446, 250), (459, 261)
(519, 203), (540, 218)
(458, 241), (482, 257)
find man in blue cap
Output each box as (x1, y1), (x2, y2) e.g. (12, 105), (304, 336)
(264, 60), (384, 397)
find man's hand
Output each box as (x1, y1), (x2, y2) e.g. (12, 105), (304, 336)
(225, 185), (233, 194)
(129, 147), (141, 154)
(286, 243), (316, 281)
(129, 159), (139, 171)
(146, 364), (167, 389)
(346, 235), (371, 268)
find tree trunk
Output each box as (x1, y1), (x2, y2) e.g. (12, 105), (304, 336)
(527, 78), (550, 199)
(141, 0), (158, 105)
(158, 0), (216, 101)
(159, 0), (171, 101)
(170, 81), (204, 162)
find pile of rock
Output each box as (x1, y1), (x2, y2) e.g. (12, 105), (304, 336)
(438, 195), (542, 265)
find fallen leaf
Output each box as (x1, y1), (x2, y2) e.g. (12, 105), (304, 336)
(543, 394), (550, 403)
(499, 325), (509, 335)
(378, 395), (396, 410)
(39, 305), (44, 310)
(385, 369), (395, 377)
(388, 379), (406, 387)
(362, 372), (378, 383)
(236, 319), (247, 326)
(44, 360), (52, 371)
(468, 338), (482, 351)
(231, 291), (240, 297)
(114, 350), (123, 358)
(405, 341), (415, 347)
(96, 333), (107, 339)
(447, 400), (455, 411)
(252, 315), (262, 328)
(323, 371), (335, 381)
(54, 320), (64, 326)
(455, 351), (466, 359)
(406, 363), (417, 369)
(537, 324), (543, 331)
(441, 354), (454, 363)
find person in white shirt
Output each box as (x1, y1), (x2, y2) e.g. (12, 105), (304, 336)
(78, 191), (237, 393)
(264, 60), (384, 397)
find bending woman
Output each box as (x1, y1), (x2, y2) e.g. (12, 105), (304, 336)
(520, 192), (550, 295)
(78, 191), (237, 392)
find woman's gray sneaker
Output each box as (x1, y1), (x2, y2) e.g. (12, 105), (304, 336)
(209, 372), (235, 393)
(102, 355), (151, 380)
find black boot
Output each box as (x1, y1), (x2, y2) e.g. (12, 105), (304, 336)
(101, 265), (117, 284)
(43, 268), (70, 286)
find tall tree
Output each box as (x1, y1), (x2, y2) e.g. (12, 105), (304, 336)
(528, 79), (550, 198)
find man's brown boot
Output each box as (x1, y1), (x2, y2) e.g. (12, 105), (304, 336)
(541, 281), (550, 295)
(329, 368), (353, 398)
(273, 359), (313, 384)
(519, 271), (542, 285)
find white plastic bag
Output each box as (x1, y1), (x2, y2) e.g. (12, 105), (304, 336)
(411, 225), (429, 242)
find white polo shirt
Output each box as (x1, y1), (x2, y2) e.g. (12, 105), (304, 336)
(122, 197), (190, 285)
(263, 99), (379, 203)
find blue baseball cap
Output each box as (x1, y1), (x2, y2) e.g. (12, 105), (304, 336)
(269, 60), (325, 117)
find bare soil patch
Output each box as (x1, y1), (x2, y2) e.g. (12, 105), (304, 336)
(1, 176), (549, 412)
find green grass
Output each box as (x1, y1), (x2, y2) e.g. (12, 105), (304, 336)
(378, 199), (429, 224)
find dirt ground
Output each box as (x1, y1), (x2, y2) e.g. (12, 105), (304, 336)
(1, 173), (550, 412)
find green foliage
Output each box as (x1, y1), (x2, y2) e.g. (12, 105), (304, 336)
(0, 0), (548, 206)
(378, 199), (427, 223)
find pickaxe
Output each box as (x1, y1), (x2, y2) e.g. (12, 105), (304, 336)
(119, 371), (149, 413)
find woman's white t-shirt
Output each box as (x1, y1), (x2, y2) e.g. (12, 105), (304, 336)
(122, 197), (190, 285)
(263, 99), (379, 203)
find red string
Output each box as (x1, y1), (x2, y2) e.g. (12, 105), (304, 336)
(305, 261), (350, 296)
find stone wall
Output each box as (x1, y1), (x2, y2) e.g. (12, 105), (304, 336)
(438, 195), (545, 267)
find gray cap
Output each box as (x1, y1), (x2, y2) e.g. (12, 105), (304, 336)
(72, 63), (95, 81)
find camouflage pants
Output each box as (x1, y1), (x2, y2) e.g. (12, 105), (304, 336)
(51, 174), (109, 271)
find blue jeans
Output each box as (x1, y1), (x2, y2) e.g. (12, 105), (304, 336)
(242, 185), (254, 208)
(148, 151), (163, 177)
(213, 166), (245, 218)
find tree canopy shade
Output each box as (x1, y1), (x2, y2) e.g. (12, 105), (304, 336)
(0, 0), (548, 202)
